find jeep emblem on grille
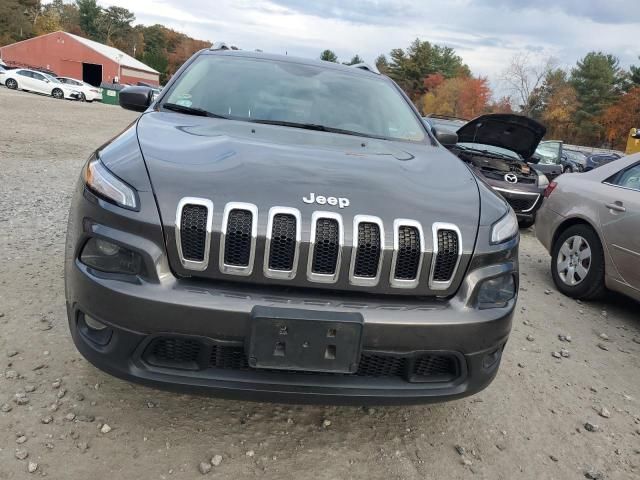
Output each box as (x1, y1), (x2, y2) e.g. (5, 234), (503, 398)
(303, 193), (350, 209)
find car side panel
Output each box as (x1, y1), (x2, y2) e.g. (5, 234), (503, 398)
(537, 175), (623, 286)
(597, 184), (640, 292)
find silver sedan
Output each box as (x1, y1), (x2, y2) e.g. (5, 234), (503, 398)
(536, 153), (640, 301)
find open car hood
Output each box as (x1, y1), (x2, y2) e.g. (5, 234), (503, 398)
(456, 114), (546, 160)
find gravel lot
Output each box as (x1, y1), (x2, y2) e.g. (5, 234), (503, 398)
(0, 86), (639, 480)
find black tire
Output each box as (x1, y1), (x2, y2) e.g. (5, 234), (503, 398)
(79, 93), (86, 102)
(6, 78), (18, 90)
(565, 165), (574, 173)
(551, 224), (606, 300)
(52, 88), (64, 99)
(519, 218), (535, 229)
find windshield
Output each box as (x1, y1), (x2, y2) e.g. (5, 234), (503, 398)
(457, 142), (521, 160)
(162, 55), (426, 142)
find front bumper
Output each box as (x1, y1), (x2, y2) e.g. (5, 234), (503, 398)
(65, 184), (518, 405)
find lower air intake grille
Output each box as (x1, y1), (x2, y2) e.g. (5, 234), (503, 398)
(224, 209), (253, 266)
(433, 230), (459, 282)
(180, 204), (208, 261)
(269, 214), (297, 271)
(353, 222), (381, 278)
(394, 226), (421, 280)
(144, 338), (460, 382)
(312, 218), (340, 274)
(145, 338), (201, 369)
(413, 354), (457, 378)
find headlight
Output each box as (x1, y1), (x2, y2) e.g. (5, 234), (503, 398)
(84, 155), (137, 209)
(537, 171), (549, 189)
(477, 274), (516, 309)
(490, 209), (518, 244)
(80, 238), (144, 275)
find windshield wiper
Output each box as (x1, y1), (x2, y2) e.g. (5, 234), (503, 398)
(247, 119), (384, 140)
(162, 103), (228, 119)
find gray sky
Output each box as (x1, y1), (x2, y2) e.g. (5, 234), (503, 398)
(99, 0), (638, 89)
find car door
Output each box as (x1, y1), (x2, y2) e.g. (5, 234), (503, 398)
(598, 162), (640, 291)
(30, 71), (48, 94)
(531, 141), (564, 180)
(16, 70), (35, 90)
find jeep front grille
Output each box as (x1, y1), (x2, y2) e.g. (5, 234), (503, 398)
(176, 200), (464, 292)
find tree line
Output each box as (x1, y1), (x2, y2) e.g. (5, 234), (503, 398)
(322, 42), (640, 150)
(0, 0), (210, 84)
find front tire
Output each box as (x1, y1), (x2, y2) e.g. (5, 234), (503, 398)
(52, 88), (64, 99)
(6, 78), (18, 90)
(79, 93), (86, 102)
(551, 224), (605, 299)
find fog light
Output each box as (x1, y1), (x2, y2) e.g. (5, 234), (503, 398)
(80, 238), (143, 275)
(77, 313), (112, 346)
(84, 314), (108, 331)
(477, 274), (516, 309)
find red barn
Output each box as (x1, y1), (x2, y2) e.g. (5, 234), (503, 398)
(0, 31), (160, 87)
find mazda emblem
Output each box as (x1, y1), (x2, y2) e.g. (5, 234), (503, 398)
(504, 173), (518, 184)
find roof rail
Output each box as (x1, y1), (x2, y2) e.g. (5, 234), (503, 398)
(210, 42), (240, 51)
(351, 62), (380, 74)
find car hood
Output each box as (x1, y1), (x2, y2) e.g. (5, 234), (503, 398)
(456, 114), (546, 160)
(133, 111), (483, 293)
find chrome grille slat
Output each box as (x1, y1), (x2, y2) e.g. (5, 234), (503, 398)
(219, 202), (258, 276)
(264, 207), (301, 280)
(307, 211), (343, 284)
(429, 223), (462, 290)
(390, 219), (425, 289)
(175, 197), (214, 271)
(349, 215), (384, 287)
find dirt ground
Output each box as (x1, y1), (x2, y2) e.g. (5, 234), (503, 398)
(0, 87), (639, 480)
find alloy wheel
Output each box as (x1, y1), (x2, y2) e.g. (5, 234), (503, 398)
(52, 89), (63, 99)
(556, 235), (591, 286)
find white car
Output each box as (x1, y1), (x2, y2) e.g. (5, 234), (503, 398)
(0, 65), (9, 85)
(3, 68), (80, 100)
(56, 77), (103, 102)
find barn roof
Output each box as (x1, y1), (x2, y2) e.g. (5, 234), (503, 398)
(65, 32), (159, 75)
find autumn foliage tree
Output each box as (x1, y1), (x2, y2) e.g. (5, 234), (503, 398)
(600, 87), (640, 150)
(421, 76), (491, 119)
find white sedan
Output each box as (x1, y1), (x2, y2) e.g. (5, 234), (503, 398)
(3, 68), (80, 100)
(56, 76), (103, 102)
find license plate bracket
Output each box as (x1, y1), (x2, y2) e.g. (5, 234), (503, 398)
(248, 307), (364, 374)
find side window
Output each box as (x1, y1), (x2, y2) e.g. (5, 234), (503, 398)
(32, 72), (45, 81)
(18, 70), (32, 78)
(607, 163), (640, 192)
(58, 78), (67, 84)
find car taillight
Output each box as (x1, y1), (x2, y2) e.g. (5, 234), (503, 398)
(544, 181), (557, 198)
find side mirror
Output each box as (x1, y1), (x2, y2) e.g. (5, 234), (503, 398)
(434, 129), (458, 147)
(529, 153), (541, 164)
(119, 86), (153, 112)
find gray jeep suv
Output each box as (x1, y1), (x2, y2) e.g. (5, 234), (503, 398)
(64, 49), (519, 404)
